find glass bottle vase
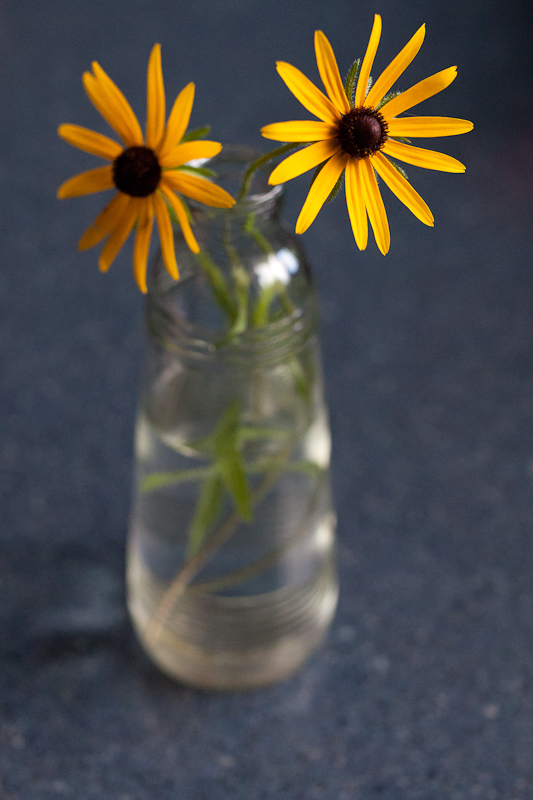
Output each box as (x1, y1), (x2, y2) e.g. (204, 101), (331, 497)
(127, 148), (338, 690)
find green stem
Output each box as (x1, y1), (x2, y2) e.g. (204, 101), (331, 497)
(252, 282), (282, 328)
(195, 250), (237, 324)
(222, 216), (250, 338)
(142, 451), (290, 647)
(242, 211), (298, 327)
(244, 212), (274, 255)
(237, 143), (297, 201)
(188, 478), (326, 594)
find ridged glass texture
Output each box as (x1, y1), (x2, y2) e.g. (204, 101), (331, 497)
(127, 149), (338, 690)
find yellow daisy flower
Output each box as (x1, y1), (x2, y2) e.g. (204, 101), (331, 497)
(58, 44), (235, 292)
(261, 16), (473, 254)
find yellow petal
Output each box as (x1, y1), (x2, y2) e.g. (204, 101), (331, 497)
(383, 139), (466, 172)
(276, 61), (341, 124)
(387, 116), (474, 138)
(360, 157), (390, 254)
(366, 24), (426, 108)
(295, 150), (346, 234)
(161, 140), (222, 169)
(345, 157), (368, 250)
(261, 120), (338, 142)
(89, 63), (143, 145)
(98, 196), (139, 272)
(78, 192), (130, 250)
(58, 124), (122, 160)
(380, 67), (458, 119)
(159, 182), (199, 254)
(153, 191), (179, 280)
(163, 171), (235, 208)
(355, 14), (382, 107)
(268, 139), (341, 185)
(82, 72), (132, 146)
(133, 196), (155, 293)
(372, 151), (434, 226)
(314, 31), (350, 114)
(157, 82), (195, 161)
(57, 165), (114, 198)
(146, 44), (166, 149)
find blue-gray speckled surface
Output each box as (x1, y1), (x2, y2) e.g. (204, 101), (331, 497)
(1, 1), (533, 798)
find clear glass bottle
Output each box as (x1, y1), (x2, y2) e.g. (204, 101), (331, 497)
(127, 148), (338, 690)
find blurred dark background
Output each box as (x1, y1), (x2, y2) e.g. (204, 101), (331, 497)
(1, 1), (533, 798)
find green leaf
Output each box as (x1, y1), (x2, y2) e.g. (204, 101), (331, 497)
(180, 125), (211, 143)
(310, 160), (327, 189)
(383, 156), (409, 180)
(175, 165), (217, 178)
(388, 135), (411, 145)
(141, 465), (213, 492)
(218, 453), (252, 520)
(281, 460), (323, 478)
(165, 193), (194, 226)
(288, 355), (311, 402)
(213, 400), (241, 455)
(186, 472), (224, 557)
(327, 172), (344, 204)
(245, 457), (322, 480)
(238, 426), (292, 443)
(376, 90), (402, 111)
(186, 401), (242, 457)
(162, 195), (179, 226)
(179, 195), (194, 223)
(344, 58), (361, 106)
(213, 401), (252, 520)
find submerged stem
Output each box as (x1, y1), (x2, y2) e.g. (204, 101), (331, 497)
(142, 450), (290, 647)
(188, 478), (326, 594)
(195, 250), (237, 324)
(222, 216), (250, 338)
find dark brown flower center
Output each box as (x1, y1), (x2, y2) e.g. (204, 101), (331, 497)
(336, 107), (388, 159)
(113, 146), (161, 197)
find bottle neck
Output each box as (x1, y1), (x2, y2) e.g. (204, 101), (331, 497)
(145, 146), (319, 366)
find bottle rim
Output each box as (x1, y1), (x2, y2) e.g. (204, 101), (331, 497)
(187, 145), (284, 216)
(146, 294), (318, 368)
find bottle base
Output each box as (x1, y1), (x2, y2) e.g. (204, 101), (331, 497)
(128, 563), (338, 691)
